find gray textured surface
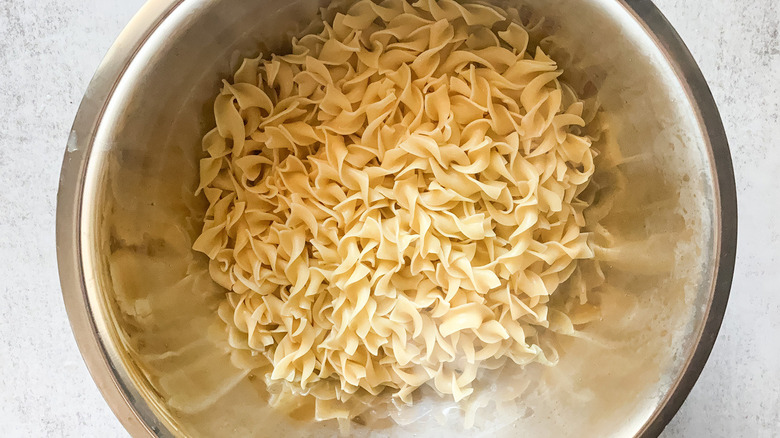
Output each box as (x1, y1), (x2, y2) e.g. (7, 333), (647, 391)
(0, 0), (776, 437)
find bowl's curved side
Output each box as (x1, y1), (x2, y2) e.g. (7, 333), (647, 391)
(56, 1), (184, 436)
(618, 1), (737, 436)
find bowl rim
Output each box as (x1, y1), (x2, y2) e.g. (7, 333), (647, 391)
(619, 1), (736, 436)
(56, 0), (737, 436)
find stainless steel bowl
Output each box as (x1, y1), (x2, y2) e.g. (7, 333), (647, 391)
(57, 0), (736, 436)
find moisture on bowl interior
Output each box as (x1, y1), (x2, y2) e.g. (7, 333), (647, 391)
(191, 0), (620, 430)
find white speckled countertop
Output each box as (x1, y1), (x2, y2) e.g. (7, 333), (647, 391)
(0, 0), (777, 436)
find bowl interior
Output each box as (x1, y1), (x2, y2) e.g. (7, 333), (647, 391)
(78, 0), (721, 436)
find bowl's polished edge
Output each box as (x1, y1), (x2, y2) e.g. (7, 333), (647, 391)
(56, 1), (186, 437)
(616, 1), (737, 437)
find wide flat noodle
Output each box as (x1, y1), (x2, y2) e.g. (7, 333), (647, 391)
(194, 0), (603, 423)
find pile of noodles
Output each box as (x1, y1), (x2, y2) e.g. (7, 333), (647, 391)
(194, 0), (604, 421)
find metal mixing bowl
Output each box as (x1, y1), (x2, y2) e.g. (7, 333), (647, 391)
(57, 0), (736, 436)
